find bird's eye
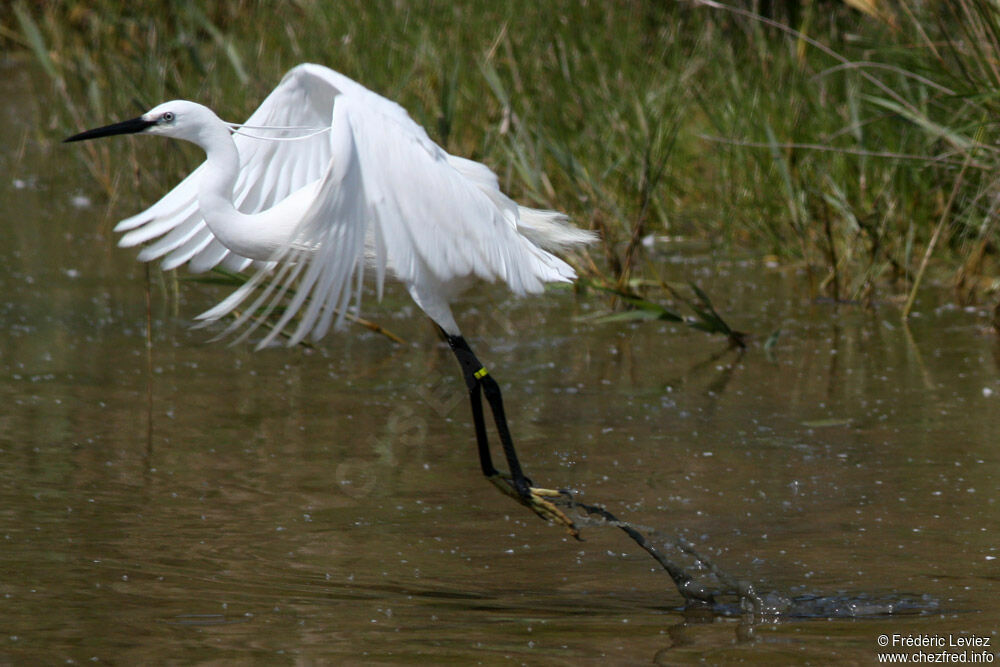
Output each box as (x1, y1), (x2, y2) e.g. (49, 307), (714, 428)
(161, 112), (175, 123)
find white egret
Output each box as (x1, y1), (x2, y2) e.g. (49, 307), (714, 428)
(65, 64), (594, 533)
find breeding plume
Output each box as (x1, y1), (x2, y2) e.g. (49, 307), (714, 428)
(65, 64), (594, 531)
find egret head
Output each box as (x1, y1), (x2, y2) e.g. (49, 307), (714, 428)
(64, 100), (223, 145)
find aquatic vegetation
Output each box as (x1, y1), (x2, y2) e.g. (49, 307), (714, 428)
(6, 0), (1000, 317)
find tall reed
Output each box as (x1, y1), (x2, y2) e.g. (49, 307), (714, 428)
(6, 0), (999, 314)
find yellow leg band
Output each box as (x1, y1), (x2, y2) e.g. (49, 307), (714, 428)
(474, 367), (488, 379)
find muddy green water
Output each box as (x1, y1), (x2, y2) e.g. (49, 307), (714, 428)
(2, 57), (998, 664)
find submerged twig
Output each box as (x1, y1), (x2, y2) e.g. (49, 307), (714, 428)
(579, 277), (748, 348)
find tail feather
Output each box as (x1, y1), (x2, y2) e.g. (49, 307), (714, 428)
(446, 154), (597, 253)
(517, 207), (597, 252)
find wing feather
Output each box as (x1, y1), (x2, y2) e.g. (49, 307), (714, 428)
(196, 95), (368, 349)
(188, 238), (231, 274)
(198, 79), (577, 345)
(343, 94), (575, 296)
(115, 63), (581, 345)
(115, 64), (340, 271)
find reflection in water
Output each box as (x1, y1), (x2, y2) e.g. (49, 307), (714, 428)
(2, 58), (999, 663)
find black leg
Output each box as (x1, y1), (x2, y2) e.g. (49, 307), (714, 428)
(441, 329), (579, 538)
(467, 381), (497, 478)
(444, 332), (532, 495)
(478, 372), (529, 486)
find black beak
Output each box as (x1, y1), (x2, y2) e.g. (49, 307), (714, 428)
(63, 116), (157, 143)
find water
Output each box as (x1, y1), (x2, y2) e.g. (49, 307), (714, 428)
(2, 55), (998, 663)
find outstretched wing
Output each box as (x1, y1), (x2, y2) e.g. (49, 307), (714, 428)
(192, 65), (577, 346)
(121, 63), (576, 345)
(194, 96), (369, 349)
(252, 64), (573, 299)
(114, 64), (344, 273)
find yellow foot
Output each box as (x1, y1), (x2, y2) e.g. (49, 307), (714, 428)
(488, 474), (580, 539)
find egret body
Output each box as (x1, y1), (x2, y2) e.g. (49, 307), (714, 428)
(66, 64), (594, 532)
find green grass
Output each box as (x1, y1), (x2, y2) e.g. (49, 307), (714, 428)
(5, 0), (1000, 319)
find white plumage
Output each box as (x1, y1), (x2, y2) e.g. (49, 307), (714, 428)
(67, 64), (594, 532)
(85, 64), (594, 346)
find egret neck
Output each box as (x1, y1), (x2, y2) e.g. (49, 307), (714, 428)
(195, 110), (305, 262)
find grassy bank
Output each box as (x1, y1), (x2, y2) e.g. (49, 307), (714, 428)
(5, 0), (1000, 315)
